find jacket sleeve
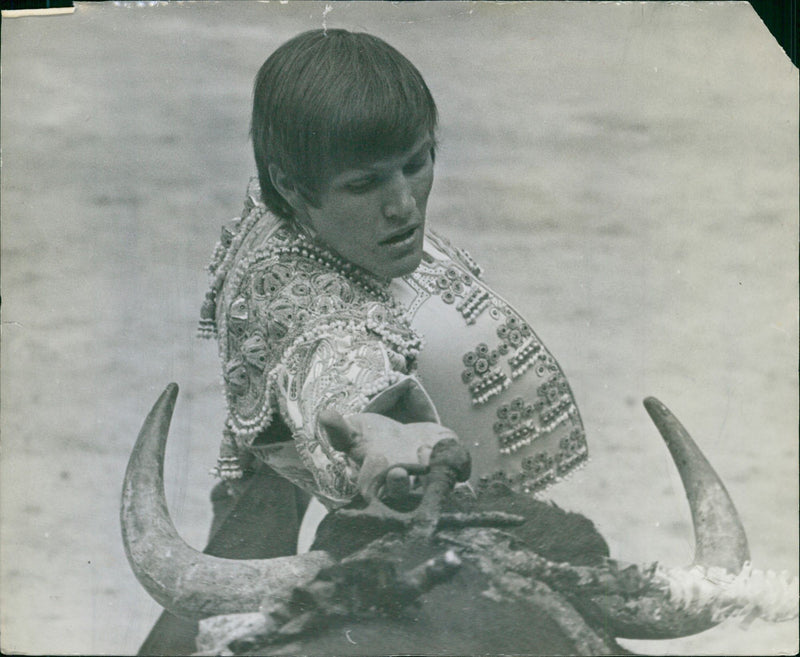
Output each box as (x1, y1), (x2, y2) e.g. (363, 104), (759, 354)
(213, 225), (438, 508)
(267, 318), (438, 509)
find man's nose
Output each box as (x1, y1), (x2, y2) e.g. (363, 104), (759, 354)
(382, 174), (416, 220)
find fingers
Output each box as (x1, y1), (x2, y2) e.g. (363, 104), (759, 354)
(320, 411), (467, 505)
(319, 409), (371, 464)
(417, 444), (433, 467)
(356, 453), (390, 501)
(383, 466), (411, 502)
(356, 457), (413, 507)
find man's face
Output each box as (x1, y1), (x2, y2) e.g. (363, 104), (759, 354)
(299, 133), (435, 280)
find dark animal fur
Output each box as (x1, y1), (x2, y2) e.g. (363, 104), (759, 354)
(312, 481), (610, 566)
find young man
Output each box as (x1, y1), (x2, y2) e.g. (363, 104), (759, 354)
(140, 28), (586, 654)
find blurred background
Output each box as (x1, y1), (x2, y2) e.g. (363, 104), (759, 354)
(1, 2), (797, 654)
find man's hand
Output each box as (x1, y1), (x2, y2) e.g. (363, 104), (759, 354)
(318, 410), (460, 505)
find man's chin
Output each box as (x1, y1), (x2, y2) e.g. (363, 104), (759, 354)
(359, 235), (425, 280)
(384, 250), (424, 280)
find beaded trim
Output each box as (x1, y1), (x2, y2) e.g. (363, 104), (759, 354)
(457, 287), (491, 325)
(198, 193), (267, 339)
(494, 400), (576, 455)
(478, 427), (588, 495)
(426, 229), (484, 280)
(460, 342), (511, 405)
(210, 427), (253, 480)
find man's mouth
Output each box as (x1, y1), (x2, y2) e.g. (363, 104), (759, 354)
(380, 225), (419, 246)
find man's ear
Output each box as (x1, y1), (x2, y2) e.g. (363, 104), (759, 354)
(268, 163), (308, 217)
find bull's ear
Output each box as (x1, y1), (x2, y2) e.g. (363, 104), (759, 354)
(319, 409), (358, 453)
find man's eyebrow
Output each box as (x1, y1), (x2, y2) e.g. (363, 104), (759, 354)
(337, 168), (380, 182)
(335, 138), (434, 181)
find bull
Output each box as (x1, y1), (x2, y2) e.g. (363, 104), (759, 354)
(121, 384), (796, 655)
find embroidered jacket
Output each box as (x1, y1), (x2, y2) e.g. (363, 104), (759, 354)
(201, 182), (587, 509)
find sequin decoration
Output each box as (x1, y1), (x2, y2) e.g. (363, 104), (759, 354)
(223, 359), (249, 395)
(489, 373), (578, 455)
(557, 427), (588, 475)
(228, 297), (249, 338)
(508, 340), (545, 378)
(413, 258), (476, 311)
(241, 334), (268, 370)
(496, 316), (547, 379)
(538, 377), (573, 423)
(426, 229), (484, 280)
(198, 188), (269, 338)
(433, 264), (471, 304)
(461, 342), (510, 405)
(520, 452), (556, 490)
(478, 425), (588, 495)
(456, 287), (491, 324)
(493, 395), (543, 454)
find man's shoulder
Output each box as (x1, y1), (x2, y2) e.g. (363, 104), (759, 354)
(423, 228), (485, 280)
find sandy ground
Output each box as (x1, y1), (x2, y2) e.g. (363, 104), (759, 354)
(1, 2), (797, 655)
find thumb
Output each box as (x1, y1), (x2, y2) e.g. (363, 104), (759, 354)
(318, 409), (356, 451)
(319, 409), (365, 461)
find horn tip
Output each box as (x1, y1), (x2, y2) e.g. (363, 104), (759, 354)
(643, 397), (673, 425)
(154, 383), (180, 412)
(643, 396), (663, 411)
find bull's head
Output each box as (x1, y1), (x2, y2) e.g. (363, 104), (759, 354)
(121, 384), (788, 646)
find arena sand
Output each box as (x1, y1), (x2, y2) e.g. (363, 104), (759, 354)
(1, 2), (797, 654)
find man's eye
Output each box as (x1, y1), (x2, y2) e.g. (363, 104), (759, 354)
(345, 177), (377, 193)
(404, 154), (430, 175)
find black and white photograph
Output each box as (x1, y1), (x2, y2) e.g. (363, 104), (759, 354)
(1, 2), (797, 655)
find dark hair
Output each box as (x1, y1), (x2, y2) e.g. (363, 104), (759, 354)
(251, 29), (438, 220)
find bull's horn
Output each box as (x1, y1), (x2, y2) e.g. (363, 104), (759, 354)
(120, 384), (334, 620)
(643, 396), (749, 572)
(586, 397), (750, 639)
